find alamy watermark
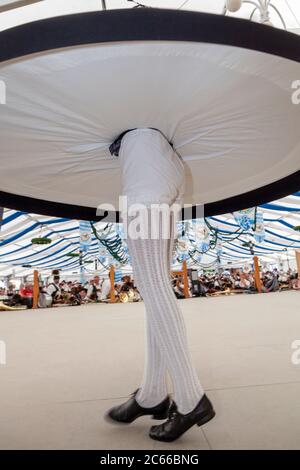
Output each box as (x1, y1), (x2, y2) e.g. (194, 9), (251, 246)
(291, 80), (300, 105)
(0, 79), (6, 105)
(291, 340), (300, 365)
(0, 340), (6, 366)
(96, 196), (204, 240)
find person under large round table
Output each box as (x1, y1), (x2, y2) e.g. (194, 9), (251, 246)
(0, 8), (300, 442)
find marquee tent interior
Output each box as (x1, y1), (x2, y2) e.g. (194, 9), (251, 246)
(0, 1), (300, 453)
(0, 1), (299, 278)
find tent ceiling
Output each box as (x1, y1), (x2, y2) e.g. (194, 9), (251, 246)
(0, 193), (299, 277)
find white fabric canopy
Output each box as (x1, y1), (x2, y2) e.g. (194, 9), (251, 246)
(0, 40), (300, 211)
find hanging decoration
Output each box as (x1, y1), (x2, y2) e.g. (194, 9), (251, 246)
(79, 220), (92, 252)
(91, 222), (129, 265)
(216, 240), (223, 257)
(233, 208), (256, 232)
(78, 220), (92, 284)
(195, 219), (211, 253)
(253, 211), (265, 243)
(175, 218), (219, 267)
(176, 233), (190, 263)
(31, 237), (52, 245)
(31, 221), (52, 245)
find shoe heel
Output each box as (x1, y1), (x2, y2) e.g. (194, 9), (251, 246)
(152, 412), (168, 420)
(197, 410), (216, 426)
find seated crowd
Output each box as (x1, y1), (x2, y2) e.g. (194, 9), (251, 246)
(0, 274), (141, 308)
(43, 274), (141, 306)
(172, 268), (299, 298)
(0, 268), (298, 309)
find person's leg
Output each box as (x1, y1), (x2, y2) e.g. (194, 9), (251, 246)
(127, 213), (204, 414)
(136, 315), (168, 406)
(128, 233), (168, 407)
(133, 211), (179, 408)
(107, 128), (213, 432)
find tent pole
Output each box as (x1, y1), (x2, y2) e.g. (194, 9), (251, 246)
(182, 260), (190, 298)
(33, 270), (39, 308)
(295, 250), (300, 278)
(109, 265), (116, 302)
(253, 256), (263, 293)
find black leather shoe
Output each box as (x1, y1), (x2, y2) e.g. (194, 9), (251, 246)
(149, 394), (215, 442)
(106, 390), (171, 424)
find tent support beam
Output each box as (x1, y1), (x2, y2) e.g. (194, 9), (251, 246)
(253, 256), (263, 293)
(109, 265), (116, 303)
(32, 269), (39, 308)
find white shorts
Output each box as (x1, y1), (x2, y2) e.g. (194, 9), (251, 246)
(119, 128), (185, 207)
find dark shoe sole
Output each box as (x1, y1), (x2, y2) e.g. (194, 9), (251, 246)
(152, 411), (169, 420)
(149, 409), (216, 442)
(197, 409), (216, 427)
(104, 411), (132, 425)
(105, 410), (169, 425)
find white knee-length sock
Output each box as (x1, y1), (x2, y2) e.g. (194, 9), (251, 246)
(127, 214), (204, 415)
(129, 236), (168, 406)
(132, 213), (174, 407)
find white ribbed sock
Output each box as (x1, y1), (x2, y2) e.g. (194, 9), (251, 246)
(127, 213), (204, 415)
(129, 236), (168, 407)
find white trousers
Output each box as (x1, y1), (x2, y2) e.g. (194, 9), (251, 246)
(120, 129), (204, 414)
